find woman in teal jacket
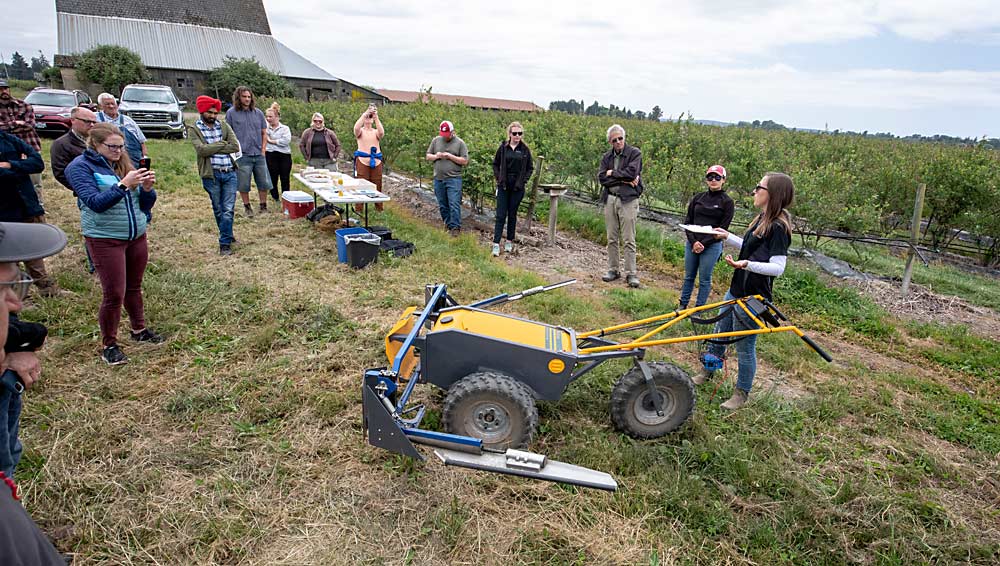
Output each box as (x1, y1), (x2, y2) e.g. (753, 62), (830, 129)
(65, 123), (162, 366)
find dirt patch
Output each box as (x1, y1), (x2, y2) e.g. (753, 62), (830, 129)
(847, 279), (1000, 340)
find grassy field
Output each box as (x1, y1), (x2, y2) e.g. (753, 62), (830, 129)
(15, 137), (1000, 564)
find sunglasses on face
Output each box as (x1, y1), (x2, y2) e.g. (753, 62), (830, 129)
(511, 131), (523, 136)
(706, 174), (723, 181)
(76, 118), (97, 125)
(753, 185), (768, 193)
(0, 270), (34, 300)
(102, 142), (125, 151)
(610, 136), (624, 143)
(312, 119), (323, 123)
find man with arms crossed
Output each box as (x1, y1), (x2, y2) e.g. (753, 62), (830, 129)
(598, 124), (644, 288)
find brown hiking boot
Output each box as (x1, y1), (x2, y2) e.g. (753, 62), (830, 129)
(691, 368), (713, 385)
(720, 388), (749, 411)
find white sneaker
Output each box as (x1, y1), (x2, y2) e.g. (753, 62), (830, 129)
(504, 241), (514, 253)
(491, 243), (500, 257)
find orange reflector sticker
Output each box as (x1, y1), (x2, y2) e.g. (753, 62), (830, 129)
(548, 359), (565, 374)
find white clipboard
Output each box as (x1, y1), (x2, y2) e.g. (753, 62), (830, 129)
(678, 224), (719, 235)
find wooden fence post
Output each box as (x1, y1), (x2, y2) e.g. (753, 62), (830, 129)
(901, 183), (926, 296)
(525, 156), (545, 233)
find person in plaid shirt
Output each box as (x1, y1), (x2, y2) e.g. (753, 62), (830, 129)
(187, 96), (241, 256)
(0, 80), (43, 206)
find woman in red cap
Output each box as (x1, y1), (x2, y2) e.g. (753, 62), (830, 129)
(679, 165), (734, 309)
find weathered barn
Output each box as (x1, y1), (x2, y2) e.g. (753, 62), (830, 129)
(54, 0), (385, 104)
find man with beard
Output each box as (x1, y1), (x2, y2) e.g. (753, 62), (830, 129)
(0, 80), (43, 205)
(187, 96), (240, 256)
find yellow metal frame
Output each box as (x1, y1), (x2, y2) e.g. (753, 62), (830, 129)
(577, 295), (808, 354)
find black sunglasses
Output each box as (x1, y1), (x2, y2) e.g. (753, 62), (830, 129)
(753, 185), (768, 193)
(511, 131), (523, 136)
(706, 174), (723, 181)
(610, 136), (623, 143)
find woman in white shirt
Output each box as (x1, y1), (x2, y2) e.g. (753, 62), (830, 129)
(264, 102), (292, 202)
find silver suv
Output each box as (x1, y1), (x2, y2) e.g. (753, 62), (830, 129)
(119, 84), (187, 139)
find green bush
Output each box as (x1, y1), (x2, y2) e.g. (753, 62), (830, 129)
(207, 57), (294, 103)
(76, 45), (149, 96)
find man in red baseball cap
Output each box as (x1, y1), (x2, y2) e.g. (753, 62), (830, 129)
(425, 120), (469, 236)
(187, 96), (241, 255)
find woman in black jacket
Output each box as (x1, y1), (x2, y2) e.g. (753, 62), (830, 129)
(491, 122), (534, 256)
(679, 165), (735, 308)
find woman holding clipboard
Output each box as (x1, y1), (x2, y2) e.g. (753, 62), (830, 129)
(692, 172), (794, 411)
(679, 165), (734, 308)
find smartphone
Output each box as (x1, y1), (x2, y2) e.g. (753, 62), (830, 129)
(139, 156), (151, 170)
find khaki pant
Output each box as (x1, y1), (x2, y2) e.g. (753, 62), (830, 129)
(604, 195), (638, 275)
(29, 173), (43, 207)
(22, 215), (52, 288)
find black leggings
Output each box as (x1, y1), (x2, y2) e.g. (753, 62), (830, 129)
(266, 151), (292, 199)
(494, 187), (525, 243)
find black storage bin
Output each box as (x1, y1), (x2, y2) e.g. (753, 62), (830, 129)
(380, 239), (415, 258)
(367, 225), (393, 241)
(345, 234), (381, 268)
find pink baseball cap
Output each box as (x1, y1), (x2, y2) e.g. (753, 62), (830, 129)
(706, 165), (727, 178)
(439, 121), (454, 137)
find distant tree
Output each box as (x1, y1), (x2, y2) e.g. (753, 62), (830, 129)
(585, 101), (602, 116)
(30, 51), (50, 73)
(206, 57), (295, 100)
(42, 66), (63, 88)
(9, 52), (31, 80)
(634, 110), (646, 120)
(649, 105), (663, 121)
(76, 45), (150, 96)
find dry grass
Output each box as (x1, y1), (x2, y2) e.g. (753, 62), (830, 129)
(12, 139), (1000, 565)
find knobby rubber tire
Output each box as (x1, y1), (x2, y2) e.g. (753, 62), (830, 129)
(610, 362), (696, 439)
(442, 371), (539, 450)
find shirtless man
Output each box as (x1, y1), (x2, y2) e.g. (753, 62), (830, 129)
(353, 104), (385, 212)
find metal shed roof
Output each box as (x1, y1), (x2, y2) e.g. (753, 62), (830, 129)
(57, 12), (337, 81)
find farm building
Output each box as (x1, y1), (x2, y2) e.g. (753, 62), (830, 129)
(378, 89), (544, 112)
(53, 0), (385, 104)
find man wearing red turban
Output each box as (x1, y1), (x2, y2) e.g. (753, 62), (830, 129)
(186, 96), (241, 255)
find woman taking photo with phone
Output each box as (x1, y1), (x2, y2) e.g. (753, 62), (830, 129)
(692, 172), (794, 411)
(490, 121), (534, 256)
(679, 164), (734, 309)
(65, 123), (163, 366)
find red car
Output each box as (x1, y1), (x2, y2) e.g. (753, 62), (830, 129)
(23, 88), (97, 135)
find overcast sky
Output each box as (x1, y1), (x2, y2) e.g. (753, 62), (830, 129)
(7, 1), (1000, 138)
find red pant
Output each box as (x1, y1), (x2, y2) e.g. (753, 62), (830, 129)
(85, 234), (149, 347)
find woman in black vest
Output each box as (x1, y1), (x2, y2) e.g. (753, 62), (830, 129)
(679, 164), (735, 308)
(694, 172), (794, 411)
(490, 122), (534, 256)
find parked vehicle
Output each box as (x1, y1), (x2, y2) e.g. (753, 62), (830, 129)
(24, 88), (97, 135)
(119, 84), (187, 139)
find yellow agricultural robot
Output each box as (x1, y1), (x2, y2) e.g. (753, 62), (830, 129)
(362, 281), (831, 490)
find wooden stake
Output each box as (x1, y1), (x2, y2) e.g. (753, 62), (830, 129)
(901, 183), (926, 296)
(525, 156), (545, 233)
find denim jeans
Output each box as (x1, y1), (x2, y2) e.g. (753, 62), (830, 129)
(707, 291), (758, 394)
(434, 177), (463, 229)
(494, 188), (525, 243)
(0, 370), (23, 478)
(236, 154), (273, 193)
(203, 170), (238, 245)
(680, 240), (723, 308)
